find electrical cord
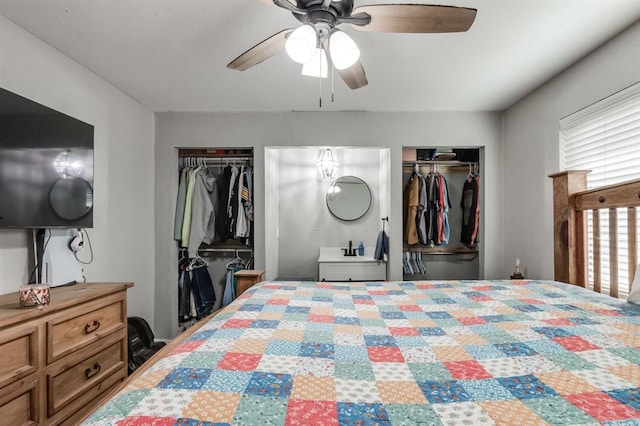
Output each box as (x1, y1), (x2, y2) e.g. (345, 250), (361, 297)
(74, 228), (94, 265)
(28, 229), (51, 284)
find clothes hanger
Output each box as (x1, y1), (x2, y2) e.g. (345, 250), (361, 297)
(186, 255), (208, 271)
(226, 252), (246, 269)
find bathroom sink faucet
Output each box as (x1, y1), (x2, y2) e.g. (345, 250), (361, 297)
(343, 240), (357, 256)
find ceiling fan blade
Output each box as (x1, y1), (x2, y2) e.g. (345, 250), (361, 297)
(322, 41), (367, 90)
(258, 0), (303, 13)
(351, 4), (477, 33)
(257, 0), (295, 5)
(227, 29), (293, 71)
(336, 61), (368, 90)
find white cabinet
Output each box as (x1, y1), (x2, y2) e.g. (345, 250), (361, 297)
(318, 247), (386, 282)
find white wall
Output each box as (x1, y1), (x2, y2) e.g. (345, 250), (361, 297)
(0, 16), (155, 322)
(502, 21), (640, 280)
(155, 111), (503, 338)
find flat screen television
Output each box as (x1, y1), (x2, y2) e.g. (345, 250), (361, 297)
(0, 87), (94, 228)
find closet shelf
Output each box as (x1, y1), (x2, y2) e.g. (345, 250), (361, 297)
(179, 148), (253, 158)
(404, 245), (478, 256)
(402, 160), (477, 174)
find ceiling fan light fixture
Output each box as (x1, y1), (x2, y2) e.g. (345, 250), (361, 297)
(302, 48), (328, 78)
(329, 30), (360, 70)
(285, 24), (317, 64)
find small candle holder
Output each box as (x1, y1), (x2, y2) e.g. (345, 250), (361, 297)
(510, 258), (524, 280)
(19, 284), (51, 307)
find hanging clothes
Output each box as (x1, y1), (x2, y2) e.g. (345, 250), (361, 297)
(404, 169), (420, 245)
(174, 167), (189, 241)
(425, 172), (437, 245)
(228, 166), (239, 238)
(187, 168), (219, 258)
(178, 250), (192, 321)
(415, 173), (428, 245)
(374, 229), (389, 261)
(460, 171), (480, 246)
(470, 173), (480, 245)
(222, 256), (247, 307)
(216, 166), (232, 242)
(178, 252), (216, 321)
(374, 218), (389, 262)
(175, 153), (255, 328)
(403, 252), (414, 275)
(235, 165), (249, 238)
(402, 252), (426, 275)
(188, 259), (216, 319)
(181, 165), (202, 247)
(436, 174), (451, 246)
(417, 169), (451, 247)
(208, 168), (220, 241)
(244, 165), (254, 247)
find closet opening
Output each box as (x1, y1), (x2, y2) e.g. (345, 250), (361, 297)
(402, 147), (481, 280)
(175, 147), (255, 331)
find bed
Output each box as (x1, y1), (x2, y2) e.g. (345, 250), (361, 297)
(81, 171), (640, 425)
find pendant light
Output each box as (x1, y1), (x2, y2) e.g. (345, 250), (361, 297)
(317, 148), (339, 181)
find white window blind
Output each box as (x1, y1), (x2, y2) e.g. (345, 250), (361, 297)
(559, 82), (640, 298)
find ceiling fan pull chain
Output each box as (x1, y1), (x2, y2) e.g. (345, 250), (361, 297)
(331, 66), (335, 103)
(319, 63), (323, 108)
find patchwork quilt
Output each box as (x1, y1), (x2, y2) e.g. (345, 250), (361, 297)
(82, 280), (640, 425)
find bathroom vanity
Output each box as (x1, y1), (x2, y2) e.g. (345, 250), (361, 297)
(318, 247), (386, 282)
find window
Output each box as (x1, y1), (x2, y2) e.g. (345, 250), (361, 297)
(560, 82), (640, 297)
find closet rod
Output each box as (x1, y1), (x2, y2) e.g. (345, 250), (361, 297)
(201, 157), (251, 163)
(198, 248), (253, 254)
(180, 156), (252, 162)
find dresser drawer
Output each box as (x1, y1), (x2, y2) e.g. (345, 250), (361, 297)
(0, 375), (39, 426)
(47, 292), (126, 363)
(47, 331), (125, 416)
(49, 377), (124, 426)
(0, 322), (40, 388)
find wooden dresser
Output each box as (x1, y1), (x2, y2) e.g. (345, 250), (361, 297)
(0, 282), (133, 425)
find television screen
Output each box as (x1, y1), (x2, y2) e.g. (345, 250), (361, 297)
(0, 87), (94, 228)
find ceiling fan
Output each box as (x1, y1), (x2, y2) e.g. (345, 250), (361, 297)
(227, 0), (477, 90)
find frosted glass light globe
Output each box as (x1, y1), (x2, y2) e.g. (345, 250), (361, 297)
(285, 25), (316, 64)
(302, 48), (328, 78)
(329, 30), (360, 70)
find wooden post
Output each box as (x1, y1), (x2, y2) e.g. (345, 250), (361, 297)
(549, 171), (589, 286)
(629, 207), (638, 294)
(593, 209), (601, 293)
(609, 208), (619, 298)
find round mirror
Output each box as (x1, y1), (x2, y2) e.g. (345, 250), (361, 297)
(49, 177), (94, 220)
(326, 176), (372, 221)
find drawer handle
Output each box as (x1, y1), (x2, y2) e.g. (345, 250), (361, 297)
(85, 363), (101, 379)
(84, 320), (101, 334)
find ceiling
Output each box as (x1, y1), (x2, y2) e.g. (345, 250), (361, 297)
(1, 0), (639, 113)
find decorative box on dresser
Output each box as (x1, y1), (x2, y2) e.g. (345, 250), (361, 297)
(0, 282), (133, 425)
